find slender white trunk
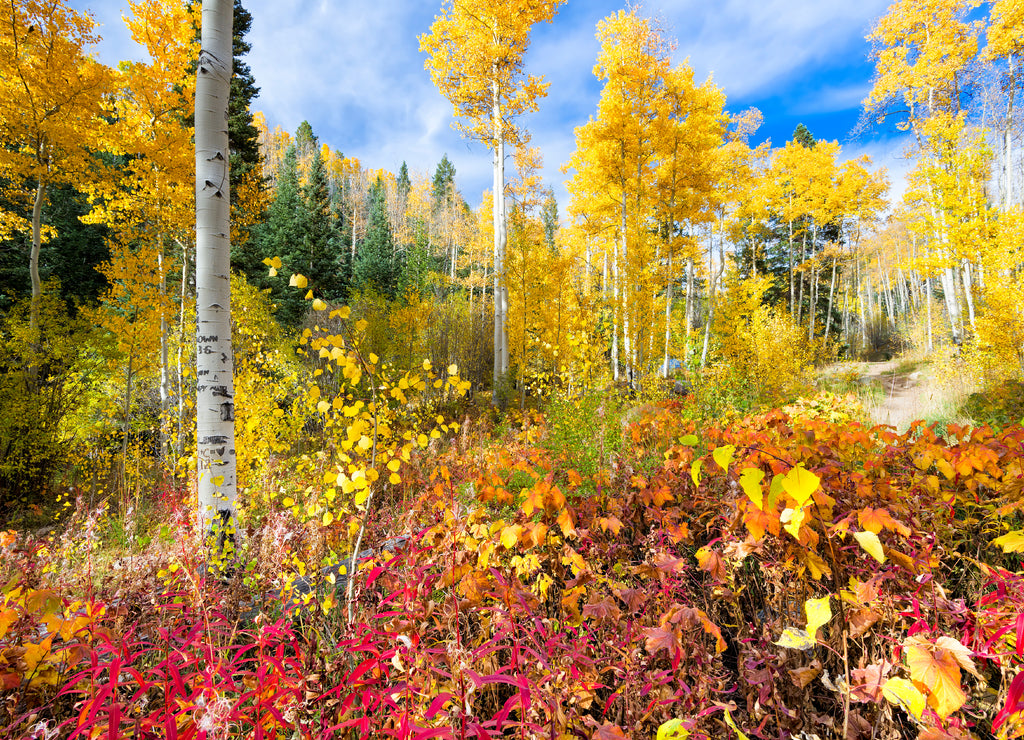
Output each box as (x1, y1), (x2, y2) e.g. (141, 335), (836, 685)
(159, 236), (170, 462)
(30, 178), (45, 331)
(662, 247), (672, 377)
(684, 256), (694, 362)
(962, 259), (976, 334)
(823, 257), (837, 341)
(491, 74), (508, 395)
(195, 0), (237, 545)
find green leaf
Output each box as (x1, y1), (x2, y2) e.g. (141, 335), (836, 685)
(712, 444), (736, 472)
(781, 465), (820, 507)
(679, 434), (699, 446)
(775, 627), (816, 650)
(804, 595), (832, 636)
(882, 677), (926, 720)
(690, 460), (702, 488)
(853, 530), (886, 563)
(739, 468), (764, 510)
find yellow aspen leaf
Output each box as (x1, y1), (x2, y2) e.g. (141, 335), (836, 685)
(712, 444), (736, 471)
(739, 468), (764, 510)
(417, 434), (428, 448)
(317, 400), (330, 414)
(782, 465), (820, 507)
(322, 511), (334, 526)
(781, 506), (806, 539)
(690, 460), (702, 488)
(263, 256), (282, 269)
(369, 353), (379, 364)
(282, 496), (294, 508)
(430, 429), (441, 439)
(993, 531), (1024, 553)
(387, 459), (401, 472)
(936, 458), (955, 480)
(882, 677), (926, 720)
(724, 709), (750, 740)
(331, 306), (351, 320)
(853, 530), (886, 563)
(355, 319), (369, 333)
(422, 359), (432, 370)
(308, 386), (321, 402)
(357, 436), (372, 452)
(212, 475), (224, 487)
(447, 363), (458, 375)
(775, 627), (816, 651)
(312, 298), (327, 311)
(804, 595), (832, 636)
(323, 471), (338, 485)
(272, 408), (284, 417)
(289, 273), (308, 288)
(0, 608), (18, 640)
(905, 636), (968, 719)
(354, 488), (370, 507)
(500, 525), (522, 549)
(389, 473), (401, 485)
(656, 718), (689, 740)
(304, 290), (314, 300)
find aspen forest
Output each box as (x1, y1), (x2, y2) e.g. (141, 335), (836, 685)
(6, 0), (1024, 737)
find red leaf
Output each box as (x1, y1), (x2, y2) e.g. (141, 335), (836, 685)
(994, 671), (1024, 731)
(642, 626), (679, 657)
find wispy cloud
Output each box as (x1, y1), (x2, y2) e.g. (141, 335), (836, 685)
(70, 0), (901, 216)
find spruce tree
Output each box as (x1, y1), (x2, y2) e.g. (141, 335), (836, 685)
(353, 178), (399, 298)
(255, 145), (307, 323)
(228, 0), (261, 188)
(302, 149), (345, 300)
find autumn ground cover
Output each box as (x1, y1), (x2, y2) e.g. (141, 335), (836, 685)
(2, 384), (1024, 740)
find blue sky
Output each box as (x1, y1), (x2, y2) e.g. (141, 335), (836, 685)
(71, 0), (911, 213)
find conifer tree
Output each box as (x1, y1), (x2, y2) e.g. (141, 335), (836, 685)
(353, 178), (399, 298)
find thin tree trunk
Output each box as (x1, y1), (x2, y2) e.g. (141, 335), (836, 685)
(684, 256), (693, 362)
(962, 259), (976, 334)
(663, 247), (672, 377)
(824, 256), (837, 342)
(195, 0), (237, 546)
(30, 179), (45, 331)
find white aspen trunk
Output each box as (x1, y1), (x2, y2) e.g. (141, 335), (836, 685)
(940, 266), (962, 344)
(1007, 54), (1015, 208)
(684, 256), (693, 362)
(491, 74), (508, 395)
(30, 179), (45, 331)
(925, 276), (933, 351)
(195, 0), (237, 546)
(612, 233), (619, 382)
(663, 247), (672, 377)
(159, 235), (170, 462)
(177, 241), (188, 460)
(621, 197), (631, 385)
(787, 206), (795, 318)
(962, 259), (976, 334)
(823, 256), (837, 342)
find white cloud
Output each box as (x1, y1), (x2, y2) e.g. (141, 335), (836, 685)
(69, 0), (902, 215)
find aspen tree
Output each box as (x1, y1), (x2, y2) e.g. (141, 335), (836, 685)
(0, 0), (110, 329)
(421, 0), (566, 401)
(194, 0), (237, 551)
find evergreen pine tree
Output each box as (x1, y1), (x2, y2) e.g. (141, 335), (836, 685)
(302, 149), (345, 301)
(353, 178), (399, 298)
(792, 122), (816, 148)
(255, 145), (307, 323)
(228, 0), (261, 188)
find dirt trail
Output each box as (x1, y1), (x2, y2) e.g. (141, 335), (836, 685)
(824, 360), (937, 432)
(861, 361), (929, 431)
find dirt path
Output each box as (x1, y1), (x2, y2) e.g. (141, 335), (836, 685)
(823, 360), (936, 432)
(860, 361), (929, 431)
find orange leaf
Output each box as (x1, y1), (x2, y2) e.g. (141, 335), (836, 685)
(905, 636), (967, 719)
